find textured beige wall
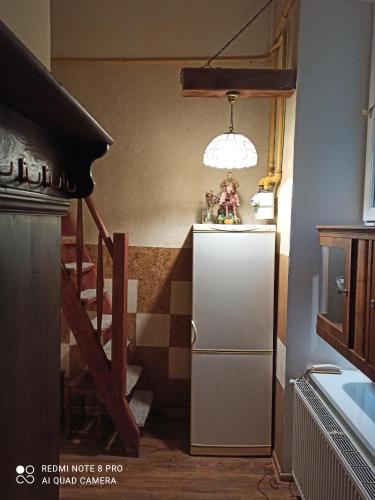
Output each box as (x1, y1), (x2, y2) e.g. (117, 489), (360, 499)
(0, 0), (50, 68)
(51, 0), (272, 58)
(51, 0), (275, 247)
(52, 60), (271, 247)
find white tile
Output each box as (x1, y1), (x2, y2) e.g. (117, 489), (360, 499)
(104, 278), (138, 313)
(276, 337), (286, 389)
(69, 331), (76, 346)
(104, 278), (112, 299)
(136, 313), (170, 347)
(169, 347), (191, 379)
(128, 279), (138, 313)
(170, 281), (192, 315)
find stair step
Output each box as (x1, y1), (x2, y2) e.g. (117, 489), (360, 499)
(80, 288), (107, 306)
(61, 236), (76, 245)
(126, 365), (143, 396)
(129, 390), (153, 427)
(91, 314), (112, 333)
(103, 339), (131, 361)
(65, 262), (96, 273)
(65, 365), (143, 396)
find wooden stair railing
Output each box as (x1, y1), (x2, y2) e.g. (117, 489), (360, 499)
(85, 195), (113, 257)
(61, 195), (153, 456)
(61, 263), (140, 456)
(111, 233), (129, 399)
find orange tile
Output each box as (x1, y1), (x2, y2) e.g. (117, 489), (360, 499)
(170, 248), (192, 281)
(135, 346), (169, 391)
(137, 278), (171, 314)
(170, 281), (192, 314)
(169, 347), (191, 380)
(170, 315), (191, 347)
(129, 246), (192, 282)
(156, 379), (191, 410)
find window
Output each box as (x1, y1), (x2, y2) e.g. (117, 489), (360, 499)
(363, 15), (375, 223)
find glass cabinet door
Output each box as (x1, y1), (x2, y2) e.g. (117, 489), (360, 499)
(318, 237), (351, 346)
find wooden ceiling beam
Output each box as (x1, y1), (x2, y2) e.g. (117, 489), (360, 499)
(181, 67), (296, 98)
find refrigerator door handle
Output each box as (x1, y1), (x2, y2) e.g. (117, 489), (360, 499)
(191, 320), (198, 345)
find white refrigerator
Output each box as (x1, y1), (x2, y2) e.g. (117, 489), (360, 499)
(191, 224), (275, 456)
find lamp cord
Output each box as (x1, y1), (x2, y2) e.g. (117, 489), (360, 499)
(229, 101), (234, 133)
(204, 0), (275, 67)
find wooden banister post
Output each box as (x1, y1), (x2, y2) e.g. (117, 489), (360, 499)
(85, 196), (113, 258)
(61, 262), (139, 455)
(111, 233), (129, 398)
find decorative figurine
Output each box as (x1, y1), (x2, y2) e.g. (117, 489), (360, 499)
(202, 190), (218, 223)
(218, 172), (240, 224)
(205, 190), (219, 208)
(217, 207), (226, 224)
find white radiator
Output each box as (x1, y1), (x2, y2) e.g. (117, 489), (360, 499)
(293, 379), (375, 500)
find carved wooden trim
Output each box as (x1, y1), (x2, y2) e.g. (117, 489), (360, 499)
(0, 22), (112, 200)
(0, 187), (70, 215)
(0, 21), (113, 146)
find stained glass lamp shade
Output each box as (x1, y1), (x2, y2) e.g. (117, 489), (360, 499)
(203, 91), (258, 169)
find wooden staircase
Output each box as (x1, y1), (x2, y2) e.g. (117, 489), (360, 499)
(60, 196), (153, 456)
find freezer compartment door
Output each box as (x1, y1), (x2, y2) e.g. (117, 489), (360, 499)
(191, 352), (273, 448)
(193, 231), (275, 350)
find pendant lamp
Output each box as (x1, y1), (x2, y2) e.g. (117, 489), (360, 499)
(203, 91), (257, 169)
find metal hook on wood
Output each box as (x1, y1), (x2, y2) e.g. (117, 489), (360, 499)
(42, 165), (51, 186)
(66, 179), (77, 193)
(0, 161), (14, 177)
(62, 171), (77, 193)
(51, 173), (62, 189)
(27, 169), (42, 185)
(18, 158), (28, 182)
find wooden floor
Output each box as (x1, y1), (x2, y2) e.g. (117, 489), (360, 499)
(59, 415), (293, 499)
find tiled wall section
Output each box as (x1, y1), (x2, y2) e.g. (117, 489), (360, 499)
(61, 245), (192, 411)
(276, 337), (286, 390)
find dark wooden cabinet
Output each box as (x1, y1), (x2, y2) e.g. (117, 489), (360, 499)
(0, 202), (65, 500)
(317, 226), (375, 381)
(0, 21), (112, 499)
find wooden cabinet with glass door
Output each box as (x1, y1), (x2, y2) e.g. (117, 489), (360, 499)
(317, 226), (375, 382)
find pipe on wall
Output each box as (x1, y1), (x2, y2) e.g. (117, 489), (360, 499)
(258, 0), (296, 193)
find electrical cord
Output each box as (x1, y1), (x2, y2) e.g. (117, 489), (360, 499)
(268, 472), (279, 489)
(255, 467), (302, 499)
(204, 0), (275, 67)
(256, 470), (270, 499)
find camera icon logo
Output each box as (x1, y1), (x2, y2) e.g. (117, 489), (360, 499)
(16, 465), (35, 485)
